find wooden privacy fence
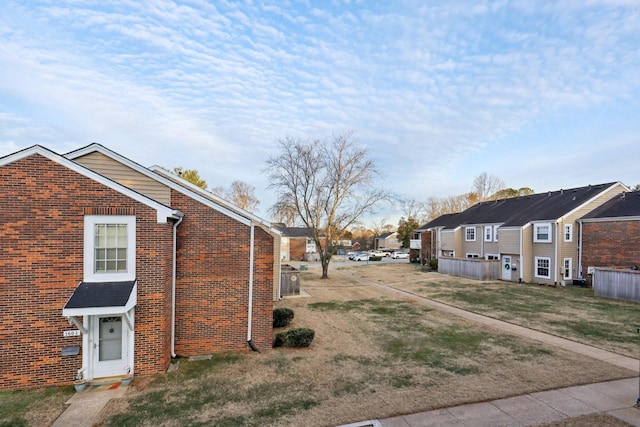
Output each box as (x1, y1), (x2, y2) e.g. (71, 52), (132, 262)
(593, 268), (640, 303)
(438, 258), (501, 281)
(280, 264), (300, 297)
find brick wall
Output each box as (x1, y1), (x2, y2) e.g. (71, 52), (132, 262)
(0, 154), (174, 390)
(581, 220), (640, 282)
(420, 230), (434, 261)
(289, 238), (307, 260)
(289, 236), (327, 261)
(172, 190), (274, 356)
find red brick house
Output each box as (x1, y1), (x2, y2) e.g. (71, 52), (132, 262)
(0, 144), (280, 391)
(273, 224), (326, 261)
(578, 190), (640, 285)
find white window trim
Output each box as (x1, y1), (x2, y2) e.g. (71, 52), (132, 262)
(535, 256), (551, 279)
(465, 226), (476, 242)
(563, 258), (573, 280)
(564, 224), (573, 242)
(466, 253), (480, 258)
(485, 253), (500, 260)
(84, 215), (136, 282)
(533, 223), (552, 243)
(484, 226), (492, 242)
(493, 225), (499, 242)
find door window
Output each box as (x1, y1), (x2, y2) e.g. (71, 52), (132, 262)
(99, 317), (123, 361)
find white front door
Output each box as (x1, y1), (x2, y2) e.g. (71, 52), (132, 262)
(502, 256), (512, 281)
(92, 316), (128, 378)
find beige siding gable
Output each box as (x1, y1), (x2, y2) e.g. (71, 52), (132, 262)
(73, 151), (171, 205)
(498, 228), (520, 254)
(441, 230), (455, 251)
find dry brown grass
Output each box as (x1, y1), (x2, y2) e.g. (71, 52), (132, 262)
(11, 262), (636, 427)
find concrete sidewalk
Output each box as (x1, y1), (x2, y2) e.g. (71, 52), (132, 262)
(376, 377), (640, 426)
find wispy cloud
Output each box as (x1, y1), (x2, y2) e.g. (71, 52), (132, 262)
(1, 0), (639, 218)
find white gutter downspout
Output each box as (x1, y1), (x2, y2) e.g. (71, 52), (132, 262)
(171, 215), (184, 358)
(519, 227), (524, 282)
(247, 223), (259, 352)
(554, 221), (559, 284)
(578, 220), (583, 279)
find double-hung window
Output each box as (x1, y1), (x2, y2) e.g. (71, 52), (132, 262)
(534, 223), (552, 243)
(535, 257), (551, 279)
(563, 258), (572, 279)
(84, 216), (136, 282)
(484, 226), (492, 242)
(564, 224), (573, 242)
(465, 227), (476, 241)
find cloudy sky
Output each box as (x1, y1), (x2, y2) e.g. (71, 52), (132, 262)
(1, 1), (639, 223)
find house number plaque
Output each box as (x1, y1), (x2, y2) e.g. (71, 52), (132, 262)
(63, 330), (81, 337)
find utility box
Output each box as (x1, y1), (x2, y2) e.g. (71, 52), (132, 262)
(281, 264), (300, 297)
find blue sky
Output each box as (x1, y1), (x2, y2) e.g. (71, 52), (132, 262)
(1, 1), (639, 224)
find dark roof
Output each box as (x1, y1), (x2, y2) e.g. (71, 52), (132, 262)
(377, 231), (396, 239)
(272, 225), (325, 238)
(424, 182), (620, 230)
(418, 213), (462, 230)
(581, 191), (640, 220)
(64, 281), (136, 309)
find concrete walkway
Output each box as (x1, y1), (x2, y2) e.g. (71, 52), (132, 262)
(333, 270), (640, 426)
(51, 380), (128, 427)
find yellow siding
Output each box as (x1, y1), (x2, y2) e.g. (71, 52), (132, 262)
(531, 228), (556, 285)
(556, 182), (626, 282)
(74, 151), (171, 205)
(521, 226), (533, 283)
(454, 229), (463, 257)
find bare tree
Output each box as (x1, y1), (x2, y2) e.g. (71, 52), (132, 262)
(265, 131), (389, 278)
(211, 180), (260, 213)
(472, 173), (505, 202)
(400, 199), (428, 224)
(425, 193), (475, 220)
(369, 217), (393, 249)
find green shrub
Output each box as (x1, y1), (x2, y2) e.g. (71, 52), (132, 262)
(429, 258), (438, 270)
(273, 308), (294, 328)
(273, 328), (315, 348)
(369, 256), (382, 261)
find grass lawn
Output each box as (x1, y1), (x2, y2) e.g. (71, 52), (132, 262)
(389, 270), (640, 357)
(1, 263), (637, 426)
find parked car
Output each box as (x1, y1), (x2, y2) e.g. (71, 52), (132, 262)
(353, 252), (370, 261)
(391, 251), (409, 259)
(368, 250), (385, 257)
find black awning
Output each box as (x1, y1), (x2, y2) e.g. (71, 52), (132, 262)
(63, 280), (137, 316)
